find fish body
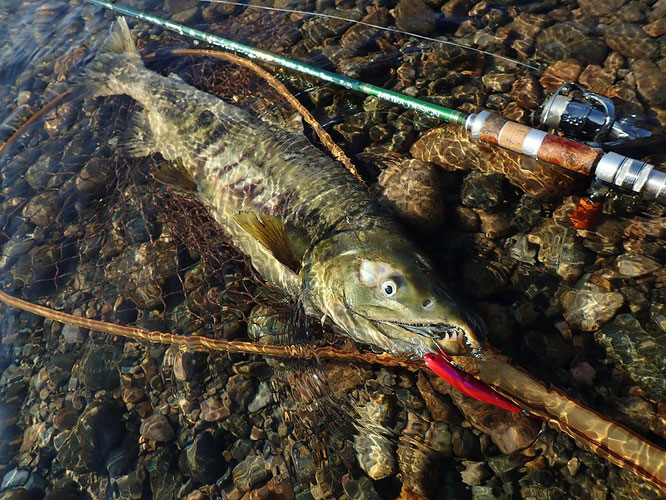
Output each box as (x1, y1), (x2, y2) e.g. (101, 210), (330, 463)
(85, 18), (484, 357)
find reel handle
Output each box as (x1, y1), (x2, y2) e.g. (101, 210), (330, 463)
(465, 111), (666, 204)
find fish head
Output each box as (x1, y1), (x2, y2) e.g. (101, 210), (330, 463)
(315, 232), (486, 357)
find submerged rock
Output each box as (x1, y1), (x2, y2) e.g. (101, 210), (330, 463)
(615, 253), (661, 277)
(186, 430), (227, 484)
(528, 221), (587, 282)
(140, 414), (175, 442)
(560, 289), (624, 331)
(79, 345), (121, 391)
(22, 192), (61, 227)
(595, 314), (666, 402)
(57, 400), (124, 473)
(461, 171), (506, 211)
(232, 454), (269, 492)
(376, 158), (444, 234)
(430, 375), (540, 454)
(392, 0), (438, 36)
(605, 23), (658, 59)
(353, 393), (397, 480)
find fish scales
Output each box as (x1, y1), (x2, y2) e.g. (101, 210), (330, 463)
(122, 61), (394, 243)
(84, 18), (485, 357)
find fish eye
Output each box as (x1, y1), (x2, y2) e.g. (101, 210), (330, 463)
(381, 279), (398, 298)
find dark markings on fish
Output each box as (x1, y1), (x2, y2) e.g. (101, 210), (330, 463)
(195, 126), (227, 155)
(215, 148), (254, 179)
(197, 110), (216, 128)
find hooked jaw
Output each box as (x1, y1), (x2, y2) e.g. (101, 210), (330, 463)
(434, 318), (485, 357)
(376, 313), (485, 357)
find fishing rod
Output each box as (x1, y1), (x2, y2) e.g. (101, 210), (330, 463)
(86, 0), (666, 205)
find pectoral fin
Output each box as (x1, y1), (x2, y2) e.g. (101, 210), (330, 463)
(153, 158), (198, 193)
(234, 212), (301, 273)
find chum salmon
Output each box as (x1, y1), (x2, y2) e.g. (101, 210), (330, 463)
(84, 17), (485, 357)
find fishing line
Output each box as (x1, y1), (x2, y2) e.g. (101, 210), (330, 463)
(86, 0), (666, 204)
(199, 0), (541, 72)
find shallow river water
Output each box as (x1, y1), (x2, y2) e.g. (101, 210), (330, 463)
(0, 0), (665, 499)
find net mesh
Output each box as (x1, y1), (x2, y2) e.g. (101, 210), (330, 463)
(0, 43), (361, 492)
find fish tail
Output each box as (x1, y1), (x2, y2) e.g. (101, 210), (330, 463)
(81, 17), (142, 97)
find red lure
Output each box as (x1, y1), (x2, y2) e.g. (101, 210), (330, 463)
(423, 352), (524, 415)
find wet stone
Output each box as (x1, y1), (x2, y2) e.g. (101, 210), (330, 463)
(232, 454), (269, 492)
(536, 22), (591, 63)
(354, 432), (396, 481)
(186, 430), (227, 484)
(341, 475), (381, 500)
(57, 400), (124, 473)
(22, 191), (61, 227)
(643, 18), (666, 37)
(340, 7), (389, 52)
(1, 469), (29, 490)
(461, 172), (505, 211)
(79, 345), (120, 391)
(106, 434), (140, 479)
(526, 328), (574, 369)
(511, 195), (542, 232)
(61, 324), (83, 344)
(605, 24), (658, 59)
(560, 288), (625, 331)
(106, 238), (178, 309)
(200, 397), (230, 422)
(75, 157), (112, 196)
(630, 59), (666, 107)
(502, 102), (527, 122)
(454, 206), (480, 231)
(12, 244), (61, 295)
(392, 0), (438, 36)
(110, 468), (145, 500)
(0, 235), (34, 271)
(485, 92), (512, 110)
(247, 381), (272, 413)
(226, 374), (255, 412)
(488, 455), (524, 482)
(540, 59), (583, 91)
(417, 372), (461, 423)
(578, 64), (616, 94)
(478, 210), (512, 239)
(528, 221), (587, 282)
(376, 159), (444, 234)
(146, 447), (182, 499)
(476, 301), (518, 344)
(53, 407), (78, 431)
(595, 314), (666, 402)
(25, 155), (58, 190)
(140, 414), (175, 442)
(441, 0), (471, 18)
(509, 75), (542, 109)
(577, 0), (625, 17)
(615, 253), (661, 277)
(481, 72), (515, 92)
(608, 394), (656, 435)
(621, 286), (649, 314)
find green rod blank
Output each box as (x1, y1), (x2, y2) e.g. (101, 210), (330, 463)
(86, 0), (468, 126)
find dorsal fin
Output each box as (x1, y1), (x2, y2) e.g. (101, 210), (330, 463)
(234, 212), (301, 273)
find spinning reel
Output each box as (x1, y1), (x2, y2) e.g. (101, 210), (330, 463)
(538, 82), (653, 147)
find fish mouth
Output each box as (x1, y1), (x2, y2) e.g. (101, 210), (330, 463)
(377, 320), (480, 353)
